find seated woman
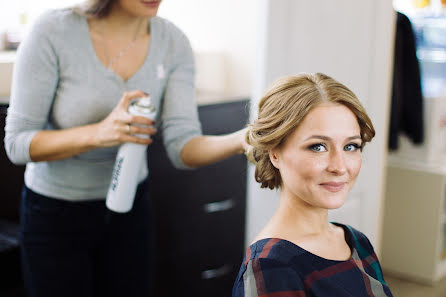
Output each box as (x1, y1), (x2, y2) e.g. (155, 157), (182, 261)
(232, 73), (393, 297)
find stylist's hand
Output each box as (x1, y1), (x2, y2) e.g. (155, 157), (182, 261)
(237, 127), (250, 153)
(236, 127), (255, 163)
(92, 90), (157, 148)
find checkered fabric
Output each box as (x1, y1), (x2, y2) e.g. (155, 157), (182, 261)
(232, 223), (393, 297)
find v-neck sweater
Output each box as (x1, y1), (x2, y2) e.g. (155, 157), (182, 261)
(4, 8), (202, 200)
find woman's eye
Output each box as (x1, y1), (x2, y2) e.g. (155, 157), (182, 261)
(344, 143), (361, 152)
(309, 143), (327, 152)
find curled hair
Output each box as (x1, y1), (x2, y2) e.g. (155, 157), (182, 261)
(246, 73), (375, 190)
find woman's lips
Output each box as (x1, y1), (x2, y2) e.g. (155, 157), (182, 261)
(320, 182), (346, 192)
(141, 1), (160, 8)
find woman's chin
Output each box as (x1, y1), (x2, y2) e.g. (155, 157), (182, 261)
(319, 195), (347, 210)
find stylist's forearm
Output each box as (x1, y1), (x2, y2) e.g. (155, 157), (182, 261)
(180, 131), (246, 168)
(29, 124), (98, 162)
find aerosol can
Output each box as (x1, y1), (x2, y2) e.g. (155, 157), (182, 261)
(106, 96), (156, 213)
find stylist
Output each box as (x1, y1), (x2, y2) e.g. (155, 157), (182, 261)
(4, 1), (247, 297)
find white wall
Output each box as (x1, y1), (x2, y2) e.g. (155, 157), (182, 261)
(0, 0), (256, 96)
(246, 0), (396, 252)
(0, 0), (79, 32)
(158, 0), (256, 95)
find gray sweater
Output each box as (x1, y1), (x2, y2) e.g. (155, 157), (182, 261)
(4, 8), (202, 201)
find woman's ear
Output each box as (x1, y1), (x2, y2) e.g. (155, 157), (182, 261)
(269, 148), (280, 169)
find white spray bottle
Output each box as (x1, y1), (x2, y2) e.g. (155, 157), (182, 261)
(106, 96), (156, 213)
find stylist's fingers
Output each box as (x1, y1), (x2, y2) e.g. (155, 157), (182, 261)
(120, 133), (153, 145)
(126, 125), (157, 137)
(118, 90), (148, 109)
(93, 90), (153, 148)
(232, 127), (249, 154)
(128, 115), (156, 126)
(240, 127), (250, 152)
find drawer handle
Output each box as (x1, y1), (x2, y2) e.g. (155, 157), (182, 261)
(204, 198), (235, 213)
(201, 264), (232, 279)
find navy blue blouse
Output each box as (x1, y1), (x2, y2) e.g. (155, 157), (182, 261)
(232, 223), (393, 297)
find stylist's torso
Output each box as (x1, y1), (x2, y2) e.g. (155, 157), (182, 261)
(5, 8), (202, 201)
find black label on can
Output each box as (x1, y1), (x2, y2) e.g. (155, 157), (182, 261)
(110, 156), (124, 191)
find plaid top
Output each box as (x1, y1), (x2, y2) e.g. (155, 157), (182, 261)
(232, 223), (393, 297)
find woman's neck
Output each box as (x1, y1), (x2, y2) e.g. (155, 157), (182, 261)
(255, 191), (332, 243)
(255, 191), (351, 262)
(280, 193), (330, 233)
(99, 6), (150, 37)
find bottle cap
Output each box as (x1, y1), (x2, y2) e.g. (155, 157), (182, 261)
(129, 97), (156, 114)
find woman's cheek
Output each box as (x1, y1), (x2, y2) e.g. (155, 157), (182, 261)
(348, 154), (362, 177)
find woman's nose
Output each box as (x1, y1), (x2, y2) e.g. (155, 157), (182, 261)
(327, 150), (347, 175)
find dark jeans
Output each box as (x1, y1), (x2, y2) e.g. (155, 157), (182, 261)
(19, 182), (153, 297)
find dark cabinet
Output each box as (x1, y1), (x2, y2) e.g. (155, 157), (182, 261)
(147, 100), (249, 297)
(0, 105), (25, 221)
(0, 105), (26, 297)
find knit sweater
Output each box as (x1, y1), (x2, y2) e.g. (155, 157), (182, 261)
(4, 8), (202, 200)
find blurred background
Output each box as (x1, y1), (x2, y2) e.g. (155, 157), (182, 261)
(1, 0), (446, 296)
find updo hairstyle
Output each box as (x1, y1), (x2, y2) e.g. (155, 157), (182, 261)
(246, 73), (375, 190)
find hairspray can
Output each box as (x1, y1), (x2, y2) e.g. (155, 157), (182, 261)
(106, 96), (156, 213)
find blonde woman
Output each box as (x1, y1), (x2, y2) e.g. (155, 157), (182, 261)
(232, 73), (393, 297)
(5, 0), (247, 296)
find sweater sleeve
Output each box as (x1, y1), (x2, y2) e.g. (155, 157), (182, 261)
(160, 25), (202, 169)
(232, 258), (307, 297)
(4, 10), (60, 165)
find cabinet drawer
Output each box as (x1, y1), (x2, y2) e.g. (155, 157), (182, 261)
(178, 156), (247, 206)
(154, 196), (245, 253)
(154, 245), (242, 297)
(148, 155), (246, 213)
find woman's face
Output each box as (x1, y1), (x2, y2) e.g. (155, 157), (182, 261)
(270, 103), (362, 210)
(115, 0), (162, 17)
